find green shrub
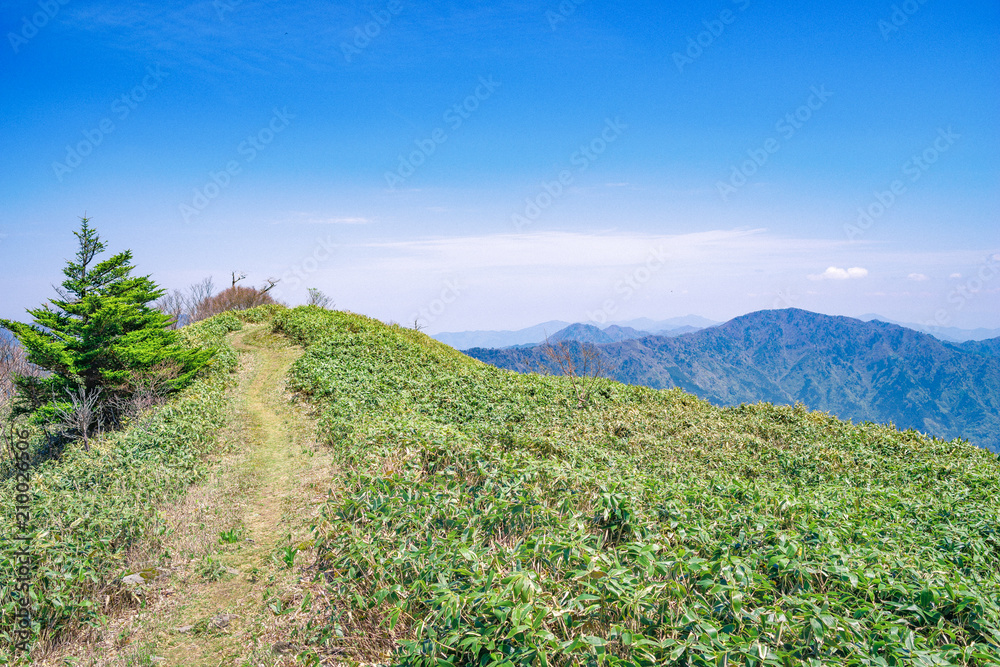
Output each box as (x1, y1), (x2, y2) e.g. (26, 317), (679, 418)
(237, 303), (287, 324)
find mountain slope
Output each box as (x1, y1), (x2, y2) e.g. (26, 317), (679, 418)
(431, 316), (717, 350)
(612, 314), (719, 330)
(547, 322), (616, 344)
(11, 308), (1000, 665)
(546, 323), (655, 345)
(274, 306), (1000, 665)
(861, 313), (1000, 342)
(601, 324), (652, 341)
(431, 320), (571, 349)
(468, 309), (1000, 451)
(957, 337), (1000, 358)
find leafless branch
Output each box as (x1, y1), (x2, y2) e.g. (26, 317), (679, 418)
(539, 338), (608, 408)
(307, 288), (332, 308)
(52, 385), (103, 451)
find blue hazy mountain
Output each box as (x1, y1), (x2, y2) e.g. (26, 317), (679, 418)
(432, 315), (717, 350)
(467, 309), (1000, 452)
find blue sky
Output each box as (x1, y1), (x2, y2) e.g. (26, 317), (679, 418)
(1, 0), (998, 332)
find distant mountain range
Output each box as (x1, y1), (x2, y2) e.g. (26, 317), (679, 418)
(859, 314), (1000, 343)
(466, 309), (1000, 452)
(434, 314), (997, 350)
(431, 315), (718, 350)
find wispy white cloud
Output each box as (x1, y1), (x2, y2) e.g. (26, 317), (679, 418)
(327, 217), (372, 224)
(808, 266), (869, 281)
(63, 2), (357, 76)
(274, 212), (373, 225)
(908, 273), (929, 281)
(865, 291), (934, 297)
(357, 229), (860, 274)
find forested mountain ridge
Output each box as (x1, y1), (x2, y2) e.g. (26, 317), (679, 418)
(467, 308), (1000, 452)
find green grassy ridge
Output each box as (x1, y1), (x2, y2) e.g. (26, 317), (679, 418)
(273, 307), (1000, 666)
(0, 310), (249, 660)
(466, 309), (1000, 453)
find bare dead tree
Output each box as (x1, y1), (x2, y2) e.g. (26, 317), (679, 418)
(195, 283), (279, 318)
(156, 290), (185, 329)
(52, 385), (103, 451)
(1, 337), (28, 405)
(1, 335), (40, 422)
(155, 277), (215, 328)
(539, 338), (608, 408)
(157, 274), (282, 326)
(188, 277), (215, 321)
(107, 361), (180, 426)
(307, 288), (333, 308)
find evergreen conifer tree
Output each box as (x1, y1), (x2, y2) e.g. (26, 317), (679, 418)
(0, 218), (213, 428)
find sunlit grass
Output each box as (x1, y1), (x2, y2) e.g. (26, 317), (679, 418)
(278, 306), (1000, 666)
(0, 312), (244, 660)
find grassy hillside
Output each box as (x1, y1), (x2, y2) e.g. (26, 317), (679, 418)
(274, 307), (1000, 666)
(468, 309), (1000, 453)
(0, 312), (243, 660)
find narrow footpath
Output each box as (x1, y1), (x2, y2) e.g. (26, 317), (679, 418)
(39, 324), (339, 667)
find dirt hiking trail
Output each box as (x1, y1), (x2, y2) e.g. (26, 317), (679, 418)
(38, 324), (341, 667)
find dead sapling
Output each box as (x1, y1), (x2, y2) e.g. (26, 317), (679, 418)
(52, 384), (103, 451)
(539, 338), (609, 408)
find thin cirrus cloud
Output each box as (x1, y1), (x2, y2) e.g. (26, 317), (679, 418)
(274, 212), (373, 225)
(325, 217), (372, 224)
(808, 266), (869, 281)
(908, 273), (930, 281)
(357, 229), (859, 273)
